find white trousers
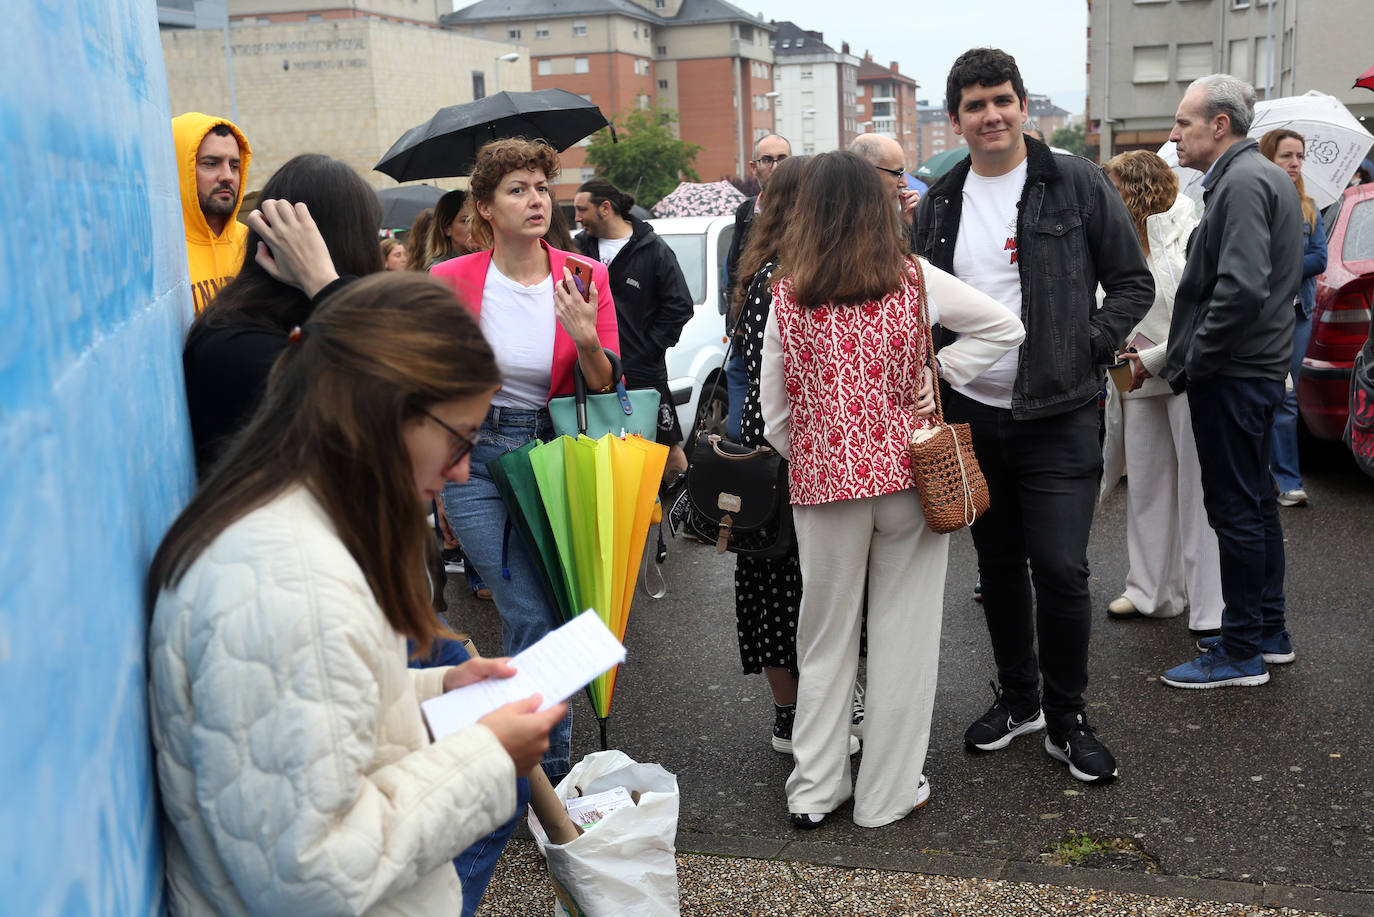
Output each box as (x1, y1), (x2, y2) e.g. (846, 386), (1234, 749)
(786, 490), (948, 828)
(1121, 392), (1223, 631)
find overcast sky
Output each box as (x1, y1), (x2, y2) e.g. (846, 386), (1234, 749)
(763, 0), (1090, 114)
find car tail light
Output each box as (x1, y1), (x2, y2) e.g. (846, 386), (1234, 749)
(1313, 288), (1372, 350)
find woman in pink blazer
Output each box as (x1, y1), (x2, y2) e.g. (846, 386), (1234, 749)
(430, 138), (618, 784)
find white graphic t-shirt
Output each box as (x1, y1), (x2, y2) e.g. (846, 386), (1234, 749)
(950, 158), (1028, 409)
(596, 234), (632, 266)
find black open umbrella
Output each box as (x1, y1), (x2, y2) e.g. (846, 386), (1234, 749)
(375, 89), (610, 182)
(375, 183), (446, 229)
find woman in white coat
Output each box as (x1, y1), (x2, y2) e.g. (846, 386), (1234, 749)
(146, 272), (566, 916)
(760, 152), (1024, 829)
(1102, 151), (1223, 635)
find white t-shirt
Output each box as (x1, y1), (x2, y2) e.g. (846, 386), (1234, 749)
(596, 234), (632, 266)
(479, 262), (556, 409)
(950, 158), (1027, 409)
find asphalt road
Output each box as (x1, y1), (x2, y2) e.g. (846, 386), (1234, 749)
(445, 450), (1374, 898)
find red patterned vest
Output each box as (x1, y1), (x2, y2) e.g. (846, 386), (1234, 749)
(773, 265), (932, 506)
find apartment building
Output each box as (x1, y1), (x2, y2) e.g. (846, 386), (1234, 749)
(767, 21), (860, 155)
(1089, 0), (1374, 158)
(440, 0), (776, 190)
(855, 53), (918, 166)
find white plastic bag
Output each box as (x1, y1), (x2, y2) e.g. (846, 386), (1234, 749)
(528, 750), (681, 917)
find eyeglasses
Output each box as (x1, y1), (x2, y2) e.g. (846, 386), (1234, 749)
(874, 164), (906, 179)
(424, 410), (483, 469)
(753, 155), (788, 166)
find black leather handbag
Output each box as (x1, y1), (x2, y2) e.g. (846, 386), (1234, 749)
(676, 435), (795, 558)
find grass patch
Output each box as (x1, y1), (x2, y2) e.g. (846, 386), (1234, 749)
(1048, 831), (1111, 865)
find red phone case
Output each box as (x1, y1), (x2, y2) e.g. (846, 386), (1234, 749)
(567, 258), (594, 301)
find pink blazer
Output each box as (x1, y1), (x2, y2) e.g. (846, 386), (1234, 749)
(430, 240), (620, 400)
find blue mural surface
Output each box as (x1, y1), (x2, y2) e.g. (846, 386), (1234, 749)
(0, 1), (193, 913)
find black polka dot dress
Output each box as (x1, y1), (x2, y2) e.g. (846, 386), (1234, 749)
(734, 263), (802, 677)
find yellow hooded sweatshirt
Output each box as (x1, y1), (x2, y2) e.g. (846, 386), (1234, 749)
(172, 112), (252, 313)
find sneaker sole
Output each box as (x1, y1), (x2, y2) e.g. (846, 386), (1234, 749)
(1193, 640), (1296, 665)
(1043, 736), (1119, 784)
(913, 779), (932, 811)
(1159, 670), (1271, 689)
(966, 710), (1046, 752)
(773, 735), (861, 756)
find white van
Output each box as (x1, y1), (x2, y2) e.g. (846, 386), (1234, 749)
(647, 214), (736, 443)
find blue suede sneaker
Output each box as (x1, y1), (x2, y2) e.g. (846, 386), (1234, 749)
(1195, 633), (1295, 664)
(1161, 646), (1269, 689)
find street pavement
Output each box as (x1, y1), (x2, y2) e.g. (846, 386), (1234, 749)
(446, 454), (1374, 916)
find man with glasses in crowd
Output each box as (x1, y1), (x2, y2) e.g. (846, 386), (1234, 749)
(851, 132), (922, 230)
(724, 134), (791, 438)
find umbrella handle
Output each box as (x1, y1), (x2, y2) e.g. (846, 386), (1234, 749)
(610, 123), (619, 145)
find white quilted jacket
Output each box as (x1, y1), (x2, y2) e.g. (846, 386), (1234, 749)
(148, 486), (516, 916)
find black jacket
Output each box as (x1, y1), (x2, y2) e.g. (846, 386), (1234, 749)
(575, 216), (694, 385)
(913, 137), (1154, 419)
(725, 194), (758, 306)
(1164, 139), (1302, 391)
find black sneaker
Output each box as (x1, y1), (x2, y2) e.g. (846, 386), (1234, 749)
(1044, 714), (1119, 784)
(771, 704), (796, 753)
(964, 681), (1045, 752)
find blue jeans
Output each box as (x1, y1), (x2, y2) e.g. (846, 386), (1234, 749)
(1269, 308), (1312, 492)
(440, 405), (572, 778)
(410, 625), (529, 917)
(1187, 375), (1288, 660)
(725, 347), (748, 441)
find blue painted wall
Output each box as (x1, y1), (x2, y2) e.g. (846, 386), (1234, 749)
(0, 1), (194, 913)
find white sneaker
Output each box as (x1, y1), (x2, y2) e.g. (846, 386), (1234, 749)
(1277, 488), (1308, 507)
(1107, 595), (1138, 618)
(850, 683), (865, 737)
(913, 774), (931, 811)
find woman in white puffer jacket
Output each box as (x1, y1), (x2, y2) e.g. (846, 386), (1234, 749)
(147, 272), (566, 916)
(1101, 151), (1223, 635)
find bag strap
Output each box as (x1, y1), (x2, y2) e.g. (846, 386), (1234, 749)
(908, 257), (945, 427)
(570, 348), (629, 435)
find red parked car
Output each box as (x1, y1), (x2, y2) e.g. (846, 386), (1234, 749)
(1298, 183), (1374, 440)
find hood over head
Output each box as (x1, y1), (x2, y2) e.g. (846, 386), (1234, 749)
(172, 112), (253, 311)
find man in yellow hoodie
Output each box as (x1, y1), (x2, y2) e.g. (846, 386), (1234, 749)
(171, 112), (252, 313)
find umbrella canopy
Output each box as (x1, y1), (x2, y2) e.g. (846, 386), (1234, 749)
(375, 89), (609, 182)
(914, 146), (969, 182)
(905, 173), (929, 194)
(1157, 91), (1374, 209)
(650, 180), (746, 218)
(375, 183), (446, 229)
(1355, 66), (1374, 93)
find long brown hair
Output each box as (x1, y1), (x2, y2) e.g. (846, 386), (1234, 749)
(1103, 150), (1178, 254)
(1259, 128), (1319, 231)
(778, 151), (907, 307)
(148, 273), (500, 655)
(732, 155), (809, 318)
(427, 189), (471, 264)
(467, 138), (561, 251)
(404, 208), (434, 271)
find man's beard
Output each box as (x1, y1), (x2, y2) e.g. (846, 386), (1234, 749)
(199, 186), (237, 218)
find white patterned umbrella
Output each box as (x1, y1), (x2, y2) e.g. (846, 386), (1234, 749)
(650, 180), (746, 218)
(1158, 91), (1374, 209)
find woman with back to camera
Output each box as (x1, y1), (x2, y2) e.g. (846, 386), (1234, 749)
(405, 208), (435, 271)
(148, 273), (567, 916)
(1101, 151), (1224, 637)
(430, 137), (617, 783)
(1260, 128), (1328, 509)
(760, 151), (1023, 829)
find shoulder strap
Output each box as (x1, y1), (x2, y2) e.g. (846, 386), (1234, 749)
(908, 257), (944, 426)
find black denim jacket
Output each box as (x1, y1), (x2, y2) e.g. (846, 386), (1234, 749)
(912, 137), (1154, 420)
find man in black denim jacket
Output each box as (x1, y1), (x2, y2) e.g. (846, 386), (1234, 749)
(912, 48), (1152, 786)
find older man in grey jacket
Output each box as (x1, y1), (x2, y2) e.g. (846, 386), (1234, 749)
(1160, 73), (1304, 690)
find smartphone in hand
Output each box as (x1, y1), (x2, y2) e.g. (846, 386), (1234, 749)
(566, 257), (595, 302)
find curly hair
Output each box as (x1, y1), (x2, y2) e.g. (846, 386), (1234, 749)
(1103, 151), (1178, 253)
(466, 138), (560, 250)
(1259, 129), (1319, 231)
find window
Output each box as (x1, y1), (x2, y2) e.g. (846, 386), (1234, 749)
(856, 102), (864, 114)
(1344, 199), (1374, 262)
(657, 233), (705, 305)
(572, 20), (587, 36)
(781, 40), (790, 49)
(581, 167), (597, 181)
(307, 13), (322, 21)
(800, 68), (812, 79)
(634, 59), (649, 75)
(535, 22), (549, 38)
(537, 59), (552, 76)
(574, 57), (589, 74)
(803, 143), (815, 154)
(1229, 38), (1252, 81)
(796, 38), (804, 47)
(1255, 35), (1273, 87)
(508, 27), (521, 40)
(1176, 42), (1213, 80)
(633, 26), (639, 38)
(1231, 0), (1250, 8)
(472, 71), (486, 99)
(656, 0), (666, 7)
(1132, 45), (1168, 83)
(656, 45), (666, 55)
(658, 79), (668, 90)
(637, 94), (650, 109)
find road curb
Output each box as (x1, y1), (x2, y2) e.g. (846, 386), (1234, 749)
(676, 831), (1374, 916)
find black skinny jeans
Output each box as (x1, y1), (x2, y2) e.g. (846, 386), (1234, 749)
(946, 391), (1102, 733)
